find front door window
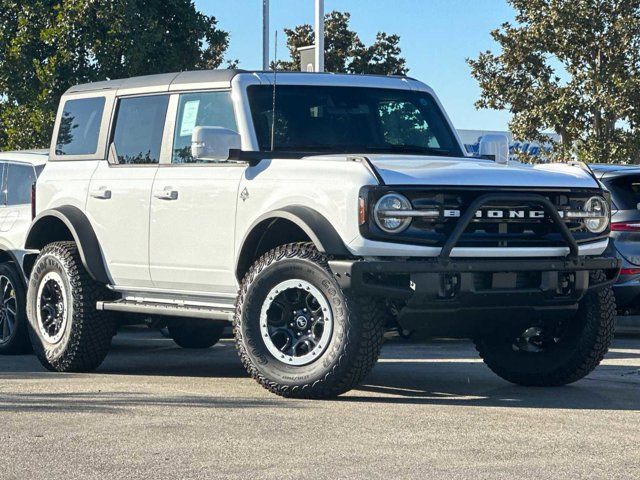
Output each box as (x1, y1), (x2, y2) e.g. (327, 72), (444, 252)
(172, 91), (237, 164)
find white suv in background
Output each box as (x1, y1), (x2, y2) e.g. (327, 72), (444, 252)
(23, 70), (619, 398)
(0, 150), (46, 354)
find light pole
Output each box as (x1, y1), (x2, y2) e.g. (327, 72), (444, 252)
(314, 0), (324, 72)
(262, 0), (270, 70)
(263, 0), (324, 72)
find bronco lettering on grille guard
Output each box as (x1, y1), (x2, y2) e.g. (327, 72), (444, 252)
(439, 193), (581, 259)
(359, 186), (611, 248)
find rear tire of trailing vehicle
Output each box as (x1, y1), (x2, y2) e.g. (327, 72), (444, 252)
(234, 243), (385, 399)
(0, 262), (32, 355)
(168, 321), (225, 349)
(474, 271), (615, 386)
(26, 241), (115, 373)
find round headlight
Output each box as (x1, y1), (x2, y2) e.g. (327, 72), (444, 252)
(583, 196), (609, 233)
(374, 193), (412, 233)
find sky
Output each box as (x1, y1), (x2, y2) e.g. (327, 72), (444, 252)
(194, 0), (516, 131)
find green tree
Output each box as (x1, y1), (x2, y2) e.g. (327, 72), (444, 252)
(277, 11), (408, 76)
(468, 0), (640, 164)
(0, 0), (233, 150)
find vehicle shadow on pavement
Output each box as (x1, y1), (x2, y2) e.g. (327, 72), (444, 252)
(346, 338), (640, 411)
(0, 391), (298, 414)
(96, 341), (249, 378)
(0, 329), (250, 381)
(1, 332), (637, 412)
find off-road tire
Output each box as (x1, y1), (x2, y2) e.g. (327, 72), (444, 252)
(27, 241), (115, 372)
(168, 321), (225, 349)
(0, 262), (31, 355)
(234, 243), (385, 399)
(474, 271), (615, 386)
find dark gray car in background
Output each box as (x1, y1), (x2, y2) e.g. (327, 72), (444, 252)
(591, 164), (640, 315)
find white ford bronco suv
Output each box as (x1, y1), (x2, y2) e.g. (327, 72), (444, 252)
(24, 70), (619, 398)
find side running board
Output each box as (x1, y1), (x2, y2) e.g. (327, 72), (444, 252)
(96, 300), (234, 321)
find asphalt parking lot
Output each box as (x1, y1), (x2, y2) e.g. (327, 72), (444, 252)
(1, 329), (638, 480)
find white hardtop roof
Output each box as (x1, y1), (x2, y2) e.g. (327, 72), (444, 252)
(0, 149), (48, 165)
(64, 69), (425, 96)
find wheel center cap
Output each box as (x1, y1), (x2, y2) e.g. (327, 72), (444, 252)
(295, 315), (308, 330)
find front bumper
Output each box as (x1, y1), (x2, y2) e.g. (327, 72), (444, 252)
(329, 256), (620, 335)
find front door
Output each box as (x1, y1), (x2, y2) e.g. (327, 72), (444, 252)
(86, 94), (169, 288)
(149, 90), (243, 294)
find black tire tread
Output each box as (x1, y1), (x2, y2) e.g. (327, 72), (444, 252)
(234, 242), (385, 399)
(28, 241), (114, 372)
(475, 270), (616, 386)
(168, 322), (225, 349)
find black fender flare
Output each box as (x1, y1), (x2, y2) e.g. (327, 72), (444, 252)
(25, 206), (110, 284)
(236, 205), (351, 278)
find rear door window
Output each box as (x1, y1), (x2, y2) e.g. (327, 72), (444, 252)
(605, 174), (640, 210)
(56, 97), (105, 156)
(112, 95), (169, 165)
(6, 164), (36, 205)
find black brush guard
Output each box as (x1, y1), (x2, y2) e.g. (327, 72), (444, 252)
(330, 193), (620, 335)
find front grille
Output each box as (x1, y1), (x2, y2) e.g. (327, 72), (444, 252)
(362, 186), (608, 248)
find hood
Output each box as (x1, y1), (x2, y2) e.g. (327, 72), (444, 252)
(365, 155), (599, 189)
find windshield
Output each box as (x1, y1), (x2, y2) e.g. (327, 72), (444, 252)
(247, 85), (463, 157)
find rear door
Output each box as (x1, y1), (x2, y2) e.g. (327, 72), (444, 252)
(86, 94), (169, 288)
(149, 90), (244, 294)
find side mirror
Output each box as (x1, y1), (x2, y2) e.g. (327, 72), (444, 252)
(478, 134), (509, 165)
(191, 126), (241, 162)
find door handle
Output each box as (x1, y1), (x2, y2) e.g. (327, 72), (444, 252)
(90, 187), (111, 200)
(154, 187), (179, 200)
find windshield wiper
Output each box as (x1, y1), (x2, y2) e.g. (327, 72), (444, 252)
(252, 145), (455, 157)
(361, 145), (454, 157)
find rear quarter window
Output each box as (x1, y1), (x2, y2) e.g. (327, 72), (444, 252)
(56, 97), (106, 156)
(605, 174), (640, 210)
(6, 163), (36, 205)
